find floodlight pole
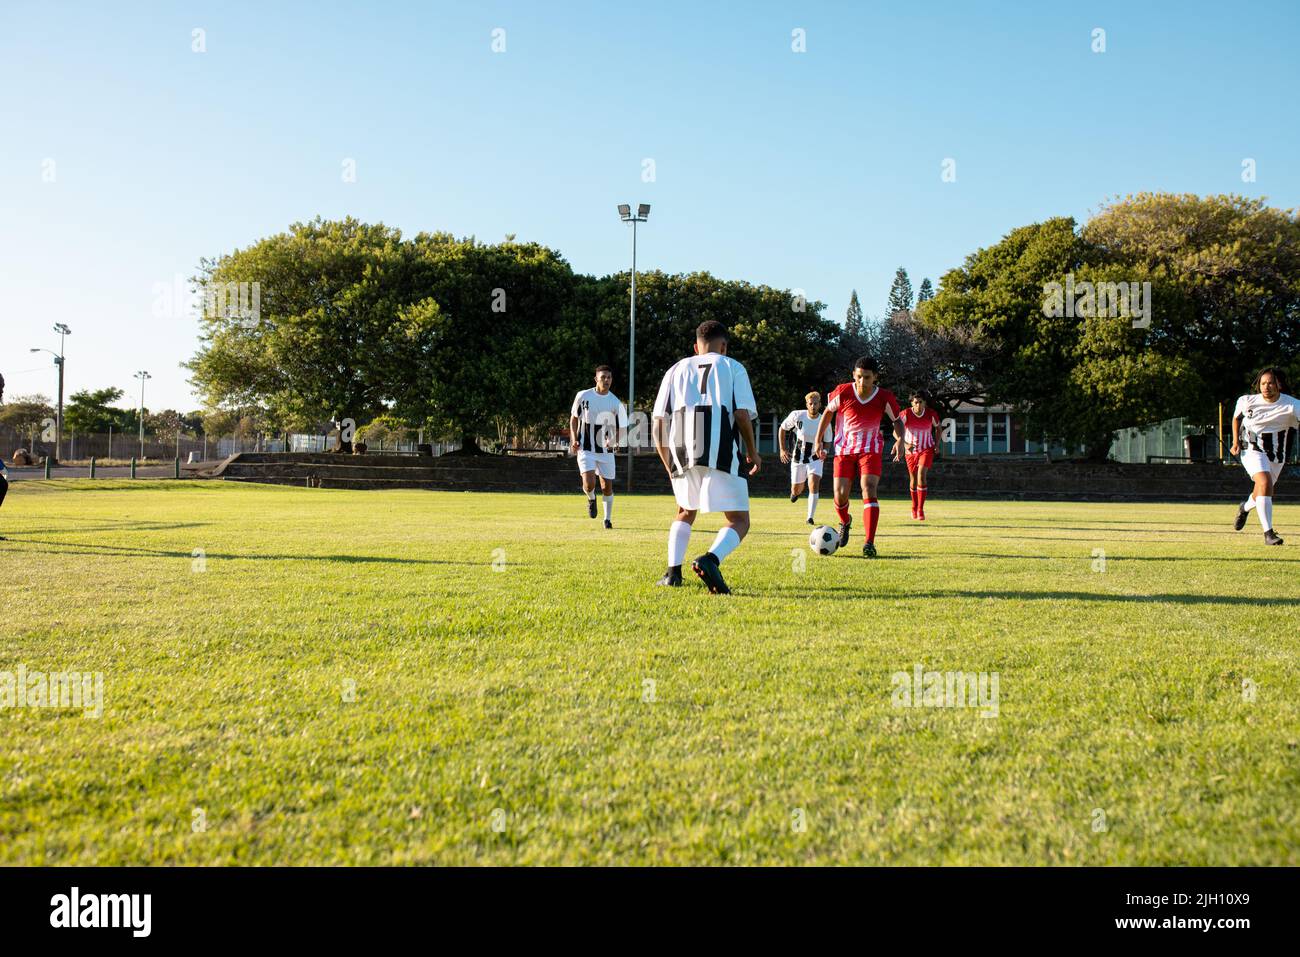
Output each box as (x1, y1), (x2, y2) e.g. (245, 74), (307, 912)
(619, 204), (649, 490)
(624, 215), (634, 486)
(53, 324), (70, 461)
(134, 371), (151, 459)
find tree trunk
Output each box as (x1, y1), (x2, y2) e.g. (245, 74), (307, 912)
(444, 433), (484, 456)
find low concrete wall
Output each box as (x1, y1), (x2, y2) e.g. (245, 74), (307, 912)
(215, 452), (1299, 502)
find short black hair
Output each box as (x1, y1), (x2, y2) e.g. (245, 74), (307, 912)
(1254, 366), (1289, 393)
(854, 356), (878, 374)
(594, 364), (612, 375)
(696, 320), (729, 343)
(909, 389), (931, 404)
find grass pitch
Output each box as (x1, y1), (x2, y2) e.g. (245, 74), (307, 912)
(1, 480), (1297, 865)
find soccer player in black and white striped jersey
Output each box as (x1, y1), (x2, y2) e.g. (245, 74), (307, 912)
(779, 392), (833, 525)
(651, 320), (761, 594)
(569, 365), (627, 528)
(1231, 366), (1299, 545)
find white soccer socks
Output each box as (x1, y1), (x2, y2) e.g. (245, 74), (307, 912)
(586, 489), (596, 502)
(1256, 496), (1274, 532)
(667, 520), (693, 568)
(603, 496), (613, 521)
(807, 492), (819, 521)
(1243, 495), (1257, 512)
(708, 527), (741, 563)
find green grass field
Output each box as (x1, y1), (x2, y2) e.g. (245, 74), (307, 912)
(2, 480), (1297, 865)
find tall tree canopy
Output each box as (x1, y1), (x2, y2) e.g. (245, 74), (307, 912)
(921, 194), (1298, 457)
(187, 220), (841, 448)
(886, 267), (914, 318)
(64, 387), (136, 435)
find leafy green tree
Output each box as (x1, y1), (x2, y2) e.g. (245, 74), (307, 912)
(844, 289), (864, 338)
(64, 387), (134, 435)
(186, 217), (422, 437)
(916, 278), (934, 303)
(0, 393), (54, 449)
(144, 410), (188, 443)
(886, 267), (913, 318)
(580, 270), (841, 418)
(1081, 193), (1300, 398)
(386, 234), (581, 451)
(923, 216), (1201, 458)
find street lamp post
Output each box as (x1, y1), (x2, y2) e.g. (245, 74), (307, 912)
(134, 370), (151, 459)
(29, 323), (71, 461)
(617, 203), (650, 489)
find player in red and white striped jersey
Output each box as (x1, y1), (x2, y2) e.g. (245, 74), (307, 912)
(898, 390), (942, 521)
(812, 356), (906, 557)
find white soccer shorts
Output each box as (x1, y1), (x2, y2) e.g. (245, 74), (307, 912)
(671, 465), (750, 513)
(789, 459), (823, 484)
(1239, 449), (1285, 484)
(577, 450), (616, 480)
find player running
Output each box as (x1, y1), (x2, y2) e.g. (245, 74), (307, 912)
(1230, 367), (1299, 545)
(652, 320), (761, 594)
(898, 390), (942, 521)
(779, 391), (834, 525)
(813, 356), (905, 557)
(569, 365), (627, 529)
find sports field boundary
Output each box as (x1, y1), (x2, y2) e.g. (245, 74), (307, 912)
(208, 452), (1299, 503)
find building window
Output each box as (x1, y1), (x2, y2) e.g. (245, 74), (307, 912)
(953, 415), (969, 453)
(992, 414), (1007, 451)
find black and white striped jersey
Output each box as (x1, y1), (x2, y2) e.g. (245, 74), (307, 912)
(652, 353), (758, 476)
(1235, 392), (1300, 463)
(571, 388), (627, 452)
(780, 409), (832, 463)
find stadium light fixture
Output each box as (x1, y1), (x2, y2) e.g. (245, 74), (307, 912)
(617, 203), (650, 489)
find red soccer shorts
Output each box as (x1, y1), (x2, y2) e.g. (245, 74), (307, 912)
(905, 449), (934, 473)
(833, 451), (882, 480)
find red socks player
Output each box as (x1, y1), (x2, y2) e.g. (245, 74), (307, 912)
(814, 356), (905, 558)
(900, 390), (941, 521)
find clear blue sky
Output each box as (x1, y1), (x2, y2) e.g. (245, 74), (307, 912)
(3, 0), (1297, 411)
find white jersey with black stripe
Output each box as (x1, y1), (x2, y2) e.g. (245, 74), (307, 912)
(653, 353), (758, 476)
(571, 388), (627, 453)
(1235, 392), (1300, 463)
(781, 409), (831, 464)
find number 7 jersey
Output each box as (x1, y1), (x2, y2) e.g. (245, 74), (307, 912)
(653, 354), (758, 476)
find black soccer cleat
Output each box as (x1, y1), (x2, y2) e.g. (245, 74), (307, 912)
(656, 567), (684, 587)
(791, 493), (798, 503)
(1264, 529), (1284, 546)
(588, 497), (597, 519)
(837, 516), (852, 549)
(604, 519), (612, 529)
(863, 541), (878, 558)
(806, 518), (814, 526)
(1234, 506), (1249, 531)
(691, 552), (731, 595)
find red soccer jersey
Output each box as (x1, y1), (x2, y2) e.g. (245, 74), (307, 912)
(826, 383), (900, 455)
(899, 407), (941, 451)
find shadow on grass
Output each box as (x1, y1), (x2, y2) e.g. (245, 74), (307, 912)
(762, 585), (1297, 606)
(941, 552), (1298, 563)
(10, 521), (213, 535)
(8, 538), (497, 566)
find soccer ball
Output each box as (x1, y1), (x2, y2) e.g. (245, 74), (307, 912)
(809, 525), (839, 556)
